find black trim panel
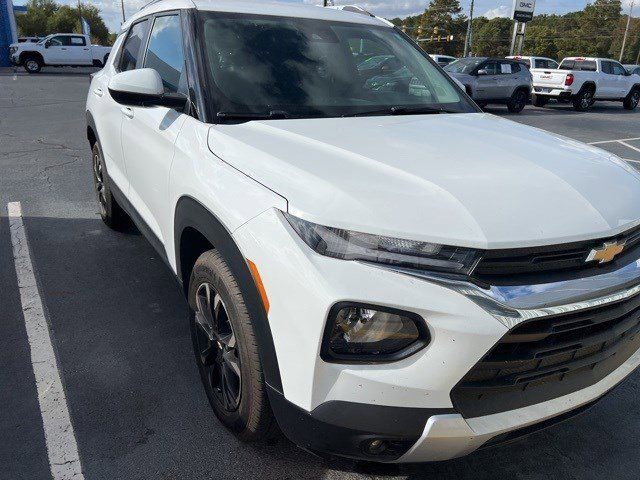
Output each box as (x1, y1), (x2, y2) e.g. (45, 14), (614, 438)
(268, 385), (455, 462)
(174, 196), (283, 393)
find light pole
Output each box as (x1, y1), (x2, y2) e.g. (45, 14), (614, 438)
(121, 0), (126, 23)
(463, 0), (475, 57)
(620, 0), (634, 62)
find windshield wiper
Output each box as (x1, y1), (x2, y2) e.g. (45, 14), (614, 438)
(217, 110), (292, 121)
(346, 106), (454, 117)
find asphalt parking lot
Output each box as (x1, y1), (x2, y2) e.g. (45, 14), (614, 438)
(1, 67), (640, 480)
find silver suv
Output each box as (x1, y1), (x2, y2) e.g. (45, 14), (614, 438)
(445, 57), (532, 112)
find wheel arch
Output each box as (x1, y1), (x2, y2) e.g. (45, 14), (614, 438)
(86, 110), (98, 148)
(174, 195), (283, 393)
(581, 81), (596, 93)
(19, 51), (43, 64)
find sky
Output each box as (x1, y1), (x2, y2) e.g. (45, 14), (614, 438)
(12, 0), (638, 33)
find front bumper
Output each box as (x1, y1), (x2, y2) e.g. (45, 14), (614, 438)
(233, 209), (640, 462)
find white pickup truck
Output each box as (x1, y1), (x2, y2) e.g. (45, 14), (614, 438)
(9, 33), (112, 74)
(531, 57), (640, 111)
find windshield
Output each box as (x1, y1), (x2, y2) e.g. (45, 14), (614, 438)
(444, 58), (485, 74)
(198, 12), (476, 120)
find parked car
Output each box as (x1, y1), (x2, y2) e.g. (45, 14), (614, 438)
(444, 57), (532, 112)
(506, 55), (559, 69)
(429, 54), (457, 67)
(18, 36), (42, 43)
(88, 0), (640, 464)
(625, 64), (640, 76)
(9, 33), (112, 73)
(531, 57), (640, 111)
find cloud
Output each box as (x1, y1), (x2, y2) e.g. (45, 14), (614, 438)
(482, 5), (510, 19)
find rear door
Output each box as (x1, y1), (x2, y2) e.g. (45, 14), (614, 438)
(99, 18), (151, 193)
(474, 60), (500, 99)
(599, 61), (618, 98)
(120, 12), (188, 243)
(67, 35), (92, 64)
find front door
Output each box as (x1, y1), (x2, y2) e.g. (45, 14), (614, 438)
(474, 61), (500, 100)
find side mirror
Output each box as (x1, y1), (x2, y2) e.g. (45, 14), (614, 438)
(476, 69), (488, 76)
(44, 40), (50, 48)
(108, 68), (187, 110)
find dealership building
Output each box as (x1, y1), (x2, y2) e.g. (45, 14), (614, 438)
(1, 0), (20, 67)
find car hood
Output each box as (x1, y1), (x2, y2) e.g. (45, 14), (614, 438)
(208, 113), (640, 249)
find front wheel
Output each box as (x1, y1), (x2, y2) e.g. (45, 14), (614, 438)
(573, 88), (594, 111)
(507, 89), (528, 113)
(188, 250), (275, 441)
(23, 56), (42, 74)
(623, 89), (640, 110)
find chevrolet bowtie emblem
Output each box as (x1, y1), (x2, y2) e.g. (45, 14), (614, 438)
(586, 241), (625, 264)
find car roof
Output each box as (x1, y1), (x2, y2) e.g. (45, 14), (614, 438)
(123, 0), (389, 31)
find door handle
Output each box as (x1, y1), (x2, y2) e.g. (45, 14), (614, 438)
(83, 48), (89, 51)
(93, 87), (103, 97)
(121, 107), (134, 119)
(61, 47), (67, 50)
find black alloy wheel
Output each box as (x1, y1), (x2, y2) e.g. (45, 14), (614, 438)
(193, 282), (242, 412)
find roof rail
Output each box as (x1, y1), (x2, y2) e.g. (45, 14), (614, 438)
(139, 0), (165, 11)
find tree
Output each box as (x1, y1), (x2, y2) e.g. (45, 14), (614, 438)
(472, 18), (513, 57)
(418, 0), (467, 55)
(15, 0), (59, 37)
(16, 0), (111, 45)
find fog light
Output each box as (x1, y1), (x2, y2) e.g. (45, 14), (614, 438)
(364, 439), (388, 455)
(321, 303), (429, 362)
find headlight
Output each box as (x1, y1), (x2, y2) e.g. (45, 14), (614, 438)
(10, 47), (17, 54)
(283, 212), (481, 275)
(322, 303), (429, 362)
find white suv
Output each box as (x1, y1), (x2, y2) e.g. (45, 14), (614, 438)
(86, 0), (640, 463)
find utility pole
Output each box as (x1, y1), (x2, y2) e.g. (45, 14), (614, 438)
(463, 0), (475, 57)
(121, 0), (126, 23)
(620, 0), (634, 62)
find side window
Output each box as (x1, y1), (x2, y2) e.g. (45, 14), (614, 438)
(70, 36), (86, 46)
(144, 15), (186, 93)
(49, 36), (66, 46)
(481, 61), (499, 75)
(601, 61), (613, 74)
(119, 20), (150, 72)
(612, 63), (626, 76)
(510, 62), (521, 73)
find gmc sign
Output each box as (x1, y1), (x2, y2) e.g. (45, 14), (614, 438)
(512, 0), (536, 22)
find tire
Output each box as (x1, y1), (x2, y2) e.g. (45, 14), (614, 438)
(91, 142), (130, 229)
(188, 250), (275, 441)
(572, 87), (595, 111)
(23, 55), (42, 74)
(531, 93), (548, 107)
(507, 89), (528, 113)
(623, 88), (640, 110)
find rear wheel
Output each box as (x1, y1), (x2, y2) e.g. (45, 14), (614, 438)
(623, 89), (640, 110)
(188, 250), (275, 441)
(531, 93), (548, 107)
(23, 55), (42, 74)
(507, 89), (528, 113)
(91, 142), (130, 229)
(573, 87), (595, 111)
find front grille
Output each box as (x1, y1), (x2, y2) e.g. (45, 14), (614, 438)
(472, 224), (640, 285)
(451, 292), (640, 418)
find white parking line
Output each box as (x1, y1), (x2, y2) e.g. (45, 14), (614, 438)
(589, 137), (640, 145)
(8, 202), (85, 480)
(619, 141), (640, 154)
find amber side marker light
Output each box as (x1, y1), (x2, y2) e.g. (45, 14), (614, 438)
(247, 259), (270, 314)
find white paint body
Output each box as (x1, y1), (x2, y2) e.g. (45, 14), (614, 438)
(87, 0), (640, 462)
(9, 34), (111, 67)
(531, 57), (639, 100)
